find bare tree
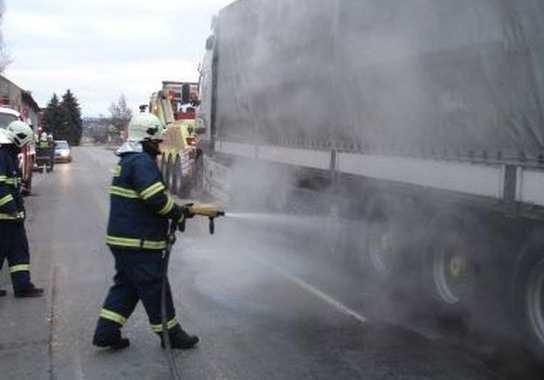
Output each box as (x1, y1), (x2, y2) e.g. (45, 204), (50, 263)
(0, 0), (12, 73)
(108, 94), (133, 138)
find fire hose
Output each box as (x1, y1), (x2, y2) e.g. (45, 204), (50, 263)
(160, 204), (225, 380)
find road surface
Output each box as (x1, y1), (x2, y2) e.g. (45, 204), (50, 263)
(0, 146), (541, 379)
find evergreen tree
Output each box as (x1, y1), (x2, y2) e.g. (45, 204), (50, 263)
(42, 94), (63, 135)
(60, 89), (83, 146)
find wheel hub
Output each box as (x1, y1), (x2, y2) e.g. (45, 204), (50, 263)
(433, 246), (474, 305)
(449, 255), (467, 279)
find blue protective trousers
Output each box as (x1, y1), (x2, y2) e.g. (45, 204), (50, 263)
(94, 248), (179, 340)
(0, 222), (32, 291)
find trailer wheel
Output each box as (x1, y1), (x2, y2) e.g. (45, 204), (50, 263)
(164, 155), (173, 191)
(356, 196), (412, 284)
(366, 221), (398, 277)
(160, 153), (167, 177)
(526, 257), (544, 358)
(22, 176), (32, 196)
(431, 234), (476, 306)
(172, 156), (188, 198)
(421, 216), (489, 319)
(514, 245), (544, 362)
(192, 153), (204, 195)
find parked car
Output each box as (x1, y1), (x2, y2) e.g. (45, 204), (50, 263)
(54, 140), (72, 163)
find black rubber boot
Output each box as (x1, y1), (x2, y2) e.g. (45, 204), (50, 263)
(14, 284), (44, 298)
(94, 337), (130, 350)
(0, 289), (6, 297)
(93, 330), (130, 350)
(161, 326), (199, 350)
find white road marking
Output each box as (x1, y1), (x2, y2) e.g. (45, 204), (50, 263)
(250, 256), (368, 324)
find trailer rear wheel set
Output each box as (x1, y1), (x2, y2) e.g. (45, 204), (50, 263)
(353, 200), (544, 360)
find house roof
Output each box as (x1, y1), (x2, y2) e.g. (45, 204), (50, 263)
(21, 91), (41, 112)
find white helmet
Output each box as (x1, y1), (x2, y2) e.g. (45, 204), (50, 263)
(6, 121), (34, 147)
(0, 128), (11, 144)
(40, 132), (48, 141)
(127, 113), (165, 142)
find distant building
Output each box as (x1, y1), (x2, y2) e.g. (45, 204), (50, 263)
(0, 75), (41, 131)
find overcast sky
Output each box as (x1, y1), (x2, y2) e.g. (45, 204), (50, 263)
(3, 0), (233, 116)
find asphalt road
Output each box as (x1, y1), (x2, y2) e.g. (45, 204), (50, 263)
(0, 146), (541, 379)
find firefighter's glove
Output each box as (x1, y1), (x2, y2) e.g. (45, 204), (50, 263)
(182, 204), (195, 219)
(170, 204), (193, 222)
(174, 205), (194, 233)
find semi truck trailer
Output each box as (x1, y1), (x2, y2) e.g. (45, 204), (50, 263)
(196, 0), (544, 360)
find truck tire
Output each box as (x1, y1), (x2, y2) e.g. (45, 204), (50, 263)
(524, 256), (544, 362)
(358, 196), (413, 285)
(172, 156), (190, 198)
(164, 155), (173, 191)
(513, 238), (544, 362)
(160, 153), (167, 177)
(192, 153), (204, 195)
(420, 214), (493, 320)
(22, 155), (33, 196)
(22, 176), (32, 196)
(428, 230), (477, 307)
(366, 220), (399, 278)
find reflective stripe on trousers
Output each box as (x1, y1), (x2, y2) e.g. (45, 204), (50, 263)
(99, 308), (128, 326)
(9, 264), (30, 273)
(151, 317), (178, 333)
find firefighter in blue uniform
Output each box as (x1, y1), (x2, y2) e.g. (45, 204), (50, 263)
(93, 112), (198, 350)
(0, 121), (44, 298)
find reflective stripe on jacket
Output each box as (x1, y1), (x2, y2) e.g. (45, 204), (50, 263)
(0, 146), (24, 222)
(106, 151), (182, 251)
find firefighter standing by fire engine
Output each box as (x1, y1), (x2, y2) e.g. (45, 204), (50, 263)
(93, 112), (199, 350)
(0, 122), (44, 298)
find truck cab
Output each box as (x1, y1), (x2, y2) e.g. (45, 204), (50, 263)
(150, 81), (203, 198)
(0, 107), (34, 194)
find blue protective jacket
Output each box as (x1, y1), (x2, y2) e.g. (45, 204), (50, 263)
(106, 149), (182, 251)
(0, 145), (25, 222)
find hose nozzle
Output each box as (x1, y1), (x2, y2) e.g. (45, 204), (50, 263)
(189, 204), (225, 218)
(188, 204), (226, 234)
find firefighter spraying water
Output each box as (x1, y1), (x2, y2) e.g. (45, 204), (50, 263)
(93, 110), (224, 352)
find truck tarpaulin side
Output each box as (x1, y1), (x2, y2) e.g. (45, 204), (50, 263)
(215, 0), (544, 162)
